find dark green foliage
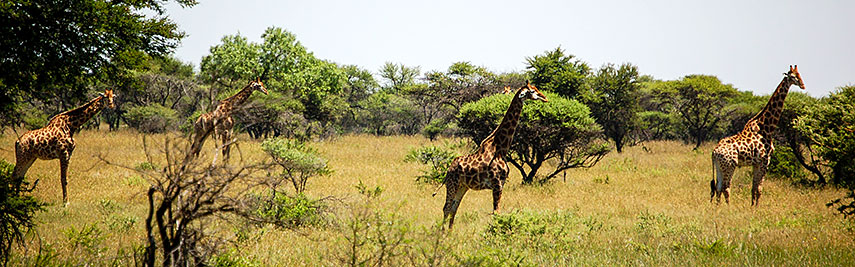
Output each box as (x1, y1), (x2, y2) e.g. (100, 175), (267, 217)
(0, 0), (197, 127)
(124, 104), (179, 133)
(767, 146), (807, 181)
(421, 119), (449, 141)
(247, 193), (326, 228)
(795, 86), (855, 187)
(357, 92), (422, 135)
(525, 47), (590, 99)
(584, 63), (641, 152)
(404, 143), (462, 184)
(458, 92), (609, 184)
(0, 159), (47, 265)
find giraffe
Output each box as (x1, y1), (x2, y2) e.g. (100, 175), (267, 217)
(12, 89), (116, 205)
(190, 78), (268, 159)
(711, 65), (805, 206)
(433, 81), (548, 228)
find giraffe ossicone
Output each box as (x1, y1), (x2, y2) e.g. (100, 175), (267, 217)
(710, 65), (805, 206)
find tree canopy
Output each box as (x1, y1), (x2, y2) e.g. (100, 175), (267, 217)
(0, 0), (197, 126)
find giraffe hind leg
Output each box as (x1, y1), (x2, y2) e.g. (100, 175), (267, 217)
(12, 149), (37, 190)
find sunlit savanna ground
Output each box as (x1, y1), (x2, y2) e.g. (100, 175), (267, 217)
(1, 128), (853, 265)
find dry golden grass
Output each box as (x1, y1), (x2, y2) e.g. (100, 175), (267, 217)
(1, 129), (853, 265)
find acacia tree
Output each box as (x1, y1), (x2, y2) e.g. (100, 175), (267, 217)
(653, 75), (738, 149)
(584, 63), (641, 152)
(379, 62), (420, 93)
(458, 92), (609, 184)
(0, 0), (197, 126)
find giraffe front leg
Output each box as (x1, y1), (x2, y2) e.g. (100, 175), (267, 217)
(59, 156), (70, 206)
(491, 182), (503, 214)
(751, 165), (767, 207)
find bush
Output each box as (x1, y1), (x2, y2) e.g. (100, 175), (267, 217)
(247, 193), (327, 228)
(404, 143), (461, 184)
(124, 104), (179, 133)
(261, 138), (331, 194)
(0, 159), (47, 264)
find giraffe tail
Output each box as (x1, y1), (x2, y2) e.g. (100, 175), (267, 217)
(431, 182), (444, 197)
(431, 171), (454, 197)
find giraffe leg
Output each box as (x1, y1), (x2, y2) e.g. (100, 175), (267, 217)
(443, 185), (468, 229)
(59, 156), (70, 206)
(12, 153), (36, 190)
(491, 182), (503, 214)
(751, 165), (767, 207)
(720, 163), (734, 204)
(220, 128), (232, 161)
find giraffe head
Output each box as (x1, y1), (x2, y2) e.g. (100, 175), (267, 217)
(518, 81), (548, 102)
(784, 65), (805, 90)
(99, 89), (116, 109)
(503, 86), (512, 95)
(250, 77), (269, 95)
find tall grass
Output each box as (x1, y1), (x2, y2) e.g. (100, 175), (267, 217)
(1, 129), (853, 265)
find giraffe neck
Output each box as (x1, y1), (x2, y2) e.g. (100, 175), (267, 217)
(480, 89), (525, 157)
(749, 77), (793, 137)
(218, 84), (256, 114)
(55, 95), (106, 131)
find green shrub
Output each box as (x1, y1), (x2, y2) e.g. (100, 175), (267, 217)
(404, 143), (461, 184)
(124, 104), (179, 133)
(421, 119), (449, 141)
(0, 159), (47, 264)
(246, 192), (326, 229)
(261, 138), (331, 194)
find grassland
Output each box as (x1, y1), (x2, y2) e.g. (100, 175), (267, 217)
(1, 129), (853, 266)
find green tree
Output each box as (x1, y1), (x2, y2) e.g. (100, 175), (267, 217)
(357, 92), (421, 135)
(458, 92), (609, 184)
(653, 75), (739, 149)
(379, 62), (420, 93)
(584, 63), (641, 152)
(0, 0), (197, 126)
(525, 47), (590, 99)
(199, 27), (347, 136)
(795, 86), (855, 186)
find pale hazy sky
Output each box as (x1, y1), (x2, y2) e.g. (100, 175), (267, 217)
(164, 0), (854, 96)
